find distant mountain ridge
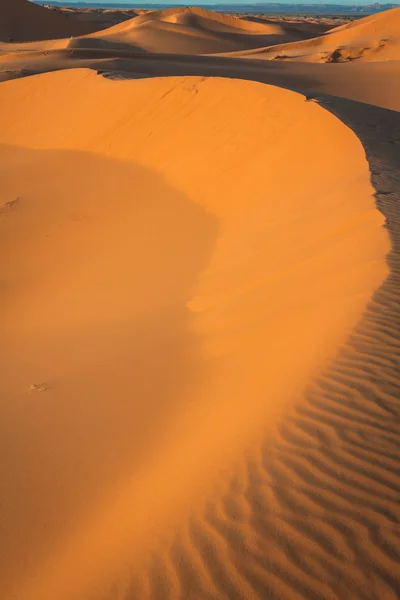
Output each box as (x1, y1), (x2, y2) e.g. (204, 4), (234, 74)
(37, 2), (400, 15)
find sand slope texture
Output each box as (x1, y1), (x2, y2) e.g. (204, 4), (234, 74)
(0, 3), (399, 600)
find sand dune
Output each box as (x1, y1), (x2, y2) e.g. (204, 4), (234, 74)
(235, 6), (400, 62)
(0, 69), (390, 599)
(51, 7), (344, 41)
(0, 6), (321, 55)
(1, 3), (400, 600)
(131, 6), (271, 30)
(65, 7), (308, 55)
(0, 0), (100, 42)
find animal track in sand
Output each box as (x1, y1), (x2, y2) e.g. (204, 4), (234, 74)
(28, 383), (49, 394)
(0, 198), (20, 213)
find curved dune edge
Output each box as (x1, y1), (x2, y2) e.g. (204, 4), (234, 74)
(0, 70), (389, 600)
(140, 101), (400, 600)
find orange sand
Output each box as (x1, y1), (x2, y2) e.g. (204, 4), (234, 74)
(0, 4), (399, 600)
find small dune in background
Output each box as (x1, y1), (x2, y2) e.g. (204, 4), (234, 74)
(234, 6), (400, 61)
(0, 3), (399, 600)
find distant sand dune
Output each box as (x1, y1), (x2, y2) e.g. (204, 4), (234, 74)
(70, 7), (306, 55)
(232, 6), (400, 62)
(0, 5), (316, 55)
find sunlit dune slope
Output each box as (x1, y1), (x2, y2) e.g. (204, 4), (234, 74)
(70, 6), (309, 54)
(232, 6), (400, 62)
(0, 70), (388, 600)
(0, 0), (99, 42)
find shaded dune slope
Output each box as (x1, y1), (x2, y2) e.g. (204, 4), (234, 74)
(0, 0), (99, 42)
(0, 70), (389, 600)
(235, 6), (400, 62)
(0, 48), (399, 112)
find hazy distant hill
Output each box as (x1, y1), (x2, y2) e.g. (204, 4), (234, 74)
(37, 2), (400, 15)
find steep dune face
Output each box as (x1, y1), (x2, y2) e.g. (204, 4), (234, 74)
(70, 6), (305, 54)
(0, 0), (99, 42)
(239, 6), (400, 62)
(0, 70), (388, 600)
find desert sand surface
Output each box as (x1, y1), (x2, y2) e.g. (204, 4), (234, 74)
(1, 3), (400, 600)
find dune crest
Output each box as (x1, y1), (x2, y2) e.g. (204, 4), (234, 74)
(132, 6), (274, 31)
(0, 69), (389, 600)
